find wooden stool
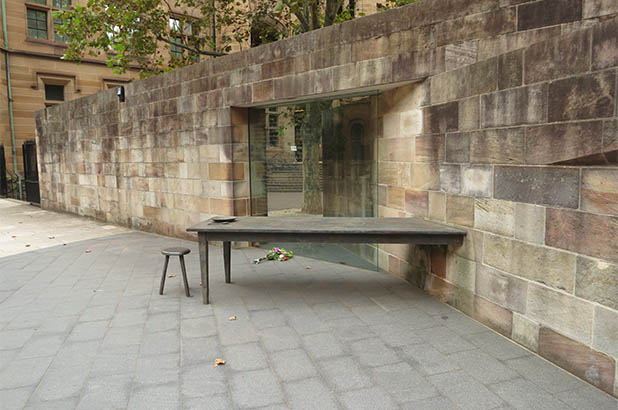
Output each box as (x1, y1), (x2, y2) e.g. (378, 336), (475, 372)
(160, 247), (191, 297)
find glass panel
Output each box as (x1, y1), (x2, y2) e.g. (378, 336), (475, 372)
(170, 36), (183, 58)
(44, 84), (64, 101)
(53, 17), (67, 42)
(248, 94), (378, 270)
(27, 8), (48, 39)
(52, 0), (70, 8)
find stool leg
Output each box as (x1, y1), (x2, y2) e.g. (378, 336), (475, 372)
(159, 255), (170, 295)
(179, 255), (191, 297)
(224, 241), (231, 284)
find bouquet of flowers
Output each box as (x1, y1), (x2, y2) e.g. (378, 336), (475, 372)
(253, 247), (294, 264)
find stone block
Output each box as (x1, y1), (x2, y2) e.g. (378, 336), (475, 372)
(386, 186), (405, 210)
(592, 305), (618, 358)
(581, 168), (618, 216)
(430, 57), (498, 104)
(476, 264), (527, 313)
(358, 57), (392, 87)
(483, 233), (576, 292)
(428, 191), (446, 221)
(423, 102), (459, 134)
(549, 72), (615, 122)
(392, 47), (446, 83)
(529, 284), (595, 344)
(494, 166), (580, 208)
(437, 8), (517, 46)
(546, 209), (618, 264)
(498, 49), (523, 90)
(458, 97), (479, 131)
(446, 195), (474, 227)
(603, 119), (618, 151)
(584, 0), (618, 17)
(473, 295), (513, 337)
(525, 121), (605, 165)
(378, 138), (413, 162)
(453, 228), (483, 262)
(445, 41), (478, 71)
(512, 312), (540, 352)
(461, 165), (492, 197)
(481, 84), (547, 128)
(518, 0), (582, 31)
(592, 18), (618, 70)
(514, 203), (545, 244)
(252, 81), (273, 103)
(411, 163), (440, 190)
(401, 109), (423, 137)
(538, 327), (615, 394)
(470, 128), (525, 164)
(404, 190), (429, 217)
(524, 28), (590, 84)
(477, 25), (561, 60)
(576, 257), (618, 310)
(431, 246), (447, 278)
(474, 198), (516, 236)
(415, 135), (445, 163)
(440, 165), (461, 194)
(446, 254), (476, 292)
(445, 132), (469, 163)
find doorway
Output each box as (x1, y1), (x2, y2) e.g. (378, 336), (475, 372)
(248, 94), (379, 270)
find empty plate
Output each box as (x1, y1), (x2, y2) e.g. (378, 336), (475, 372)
(212, 216), (237, 223)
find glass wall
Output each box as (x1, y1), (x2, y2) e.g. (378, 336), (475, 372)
(249, 94), (379, 270)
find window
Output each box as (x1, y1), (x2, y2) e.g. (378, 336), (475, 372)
(266, 109), (279, 147)
(45, 84), (64, 101)
(25, 0), (71, 42)
(27, 8), (48, 39)
(169, 16), (199, 62)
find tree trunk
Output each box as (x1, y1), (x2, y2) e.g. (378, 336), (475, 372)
(301, 102), (323, 214)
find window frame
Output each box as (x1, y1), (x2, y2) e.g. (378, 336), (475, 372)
(168, 15), (199, 62)
(25, 0), (72, 44)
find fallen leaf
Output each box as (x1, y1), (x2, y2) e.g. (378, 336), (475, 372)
(305, 266), (312, 270)
(85, 249), (92, 254)
(229, 316), (237, 321)
(48, 236), (55, 239)
(168, 274), (176, 278)
(214, 358), (225, 367)
(11, 235), (16, 238)
(198, 282), (203, 286)
(25, 244), (31, 247)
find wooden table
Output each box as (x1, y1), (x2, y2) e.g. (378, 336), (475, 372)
(187, 216), (466, 304)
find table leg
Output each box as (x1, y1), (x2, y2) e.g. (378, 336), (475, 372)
(223, 241), (231, 284)
(199, 234), (209, 304)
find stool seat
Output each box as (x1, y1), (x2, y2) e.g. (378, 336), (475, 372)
(162, 247), (191, 256)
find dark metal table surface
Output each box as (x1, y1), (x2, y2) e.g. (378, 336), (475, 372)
(187, 216), (466, 304)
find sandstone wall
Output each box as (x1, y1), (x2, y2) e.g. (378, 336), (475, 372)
(35, 0), (618, 396)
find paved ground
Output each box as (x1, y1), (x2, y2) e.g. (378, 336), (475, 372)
(0, 200), (617, 410)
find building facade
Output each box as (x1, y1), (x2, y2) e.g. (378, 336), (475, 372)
(0, 0), (136, 197)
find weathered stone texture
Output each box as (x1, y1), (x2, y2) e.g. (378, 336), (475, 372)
(476, 264), (527, 313)
(498, 50), (523, 90)
(546, 209), (618, 264)
(581, 169), (618, 216)
(525, 121), (605, 165)
(484, 233), (576, 292)
(460, 165), (492, 197)
(584, 0), (618, 18)
(512, 312), (540, 352)
(576, 257), (618, 310)
(529, 285), (595, 345)
(592, 18), (618, 70)
(423, 102), (459, 134)
(470, 128), (525, 164)
(480, 84), (547, 128)
(494, 166), (580, 208)
(524, 28), (590, 84)
(445, 195), (474, 227)
(445, 133), (469, 163)
(474, 199), (515, 236)
(592, 305), (618, 358)
(436, 8), (517, 46)
(514, 203), (545, 244)
(538, 327), (616, 394)
(518, 0), (583, 31)
(548, 72), (615, 122)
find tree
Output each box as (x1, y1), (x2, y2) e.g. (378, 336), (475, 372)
(56, 0), (418, 213)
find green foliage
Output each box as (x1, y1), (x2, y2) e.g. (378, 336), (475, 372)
(55, 0), (420, 78)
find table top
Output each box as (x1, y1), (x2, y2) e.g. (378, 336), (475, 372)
(187, 216), (466, 237)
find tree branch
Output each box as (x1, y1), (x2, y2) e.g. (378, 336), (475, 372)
(156, 35), (226, 56)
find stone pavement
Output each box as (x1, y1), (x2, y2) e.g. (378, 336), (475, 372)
(0, 204), (617, 410)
